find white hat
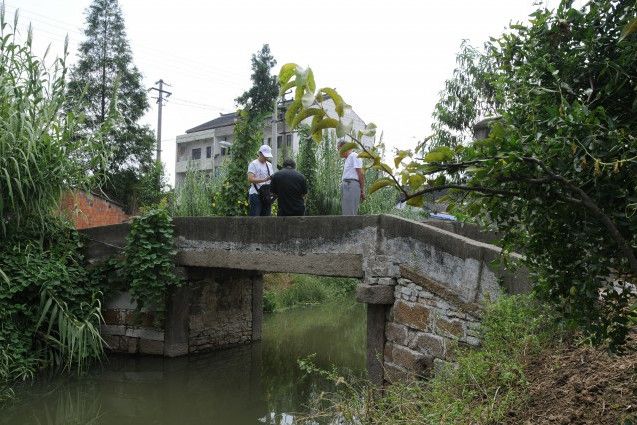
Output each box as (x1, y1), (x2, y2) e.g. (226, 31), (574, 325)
(259, 144), (273, 158)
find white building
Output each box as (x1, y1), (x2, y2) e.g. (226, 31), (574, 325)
(174, 99), (371, 186)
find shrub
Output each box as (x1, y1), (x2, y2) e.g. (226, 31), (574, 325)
(263, 274), (358, 311)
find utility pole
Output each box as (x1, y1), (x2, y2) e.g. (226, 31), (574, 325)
(149, 79), (172, 161)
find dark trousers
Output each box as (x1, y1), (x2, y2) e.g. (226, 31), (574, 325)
(249, 193), (271, 216)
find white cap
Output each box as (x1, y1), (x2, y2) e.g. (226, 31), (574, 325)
(259, 144), (273, 158)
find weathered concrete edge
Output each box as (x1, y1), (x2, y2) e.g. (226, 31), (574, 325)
(81, 223), (129, 260)
(176, 250), (364, 278)
(400, 266), (482, 316)
(173, 215), (380, 244)
(356, 284), (395, 304)
(379, 214), (503, 263)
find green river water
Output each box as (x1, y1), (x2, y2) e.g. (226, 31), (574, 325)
(1, 302), (365, 425)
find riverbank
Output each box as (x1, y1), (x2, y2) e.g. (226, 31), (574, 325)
(263, 273), (358, 312)
(300, 295), (637, 424)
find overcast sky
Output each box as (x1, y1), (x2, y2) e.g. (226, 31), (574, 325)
(7, 0), (549, 185)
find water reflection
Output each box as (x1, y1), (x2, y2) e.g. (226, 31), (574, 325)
(1, 302), (365, 425)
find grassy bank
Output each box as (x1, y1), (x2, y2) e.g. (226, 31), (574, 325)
(263, 274), (358, 312)
(298, 295), (636, 424)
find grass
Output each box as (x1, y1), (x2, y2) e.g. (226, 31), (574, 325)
(263, 274), (358, 312)
(298, 294), (565, 425)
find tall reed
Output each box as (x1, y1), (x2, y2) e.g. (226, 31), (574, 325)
(172, 164), (227, 216)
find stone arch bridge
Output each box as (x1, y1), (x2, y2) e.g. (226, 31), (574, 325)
(82, 215), (529, 384)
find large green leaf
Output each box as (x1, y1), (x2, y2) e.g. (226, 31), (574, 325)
(319, 88), (345, 117)
(301, 91), (315, 108)
(310, 117), (339, 134)
(279, 63), (298, 85)
(369, 177), (394, 194)
(394, 149), (412, 168)
(358, 150), (376, 159)
(338, 141), (357, 154)
(307, 68), (316, 92)
(285, 99), (302, 126)
(279, 80), (296, 96)
(424, 146), (454, 163)
(406, 195), (424, 207)
(291, 108), (325, 128)
(409, 173), (425, 190)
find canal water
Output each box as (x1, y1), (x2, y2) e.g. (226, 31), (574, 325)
(1, 302), (365, 425)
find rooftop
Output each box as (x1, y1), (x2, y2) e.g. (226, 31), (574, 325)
(185, 112), (239, 134)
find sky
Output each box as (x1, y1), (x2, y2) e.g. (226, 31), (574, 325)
(6, 0), (549, 185)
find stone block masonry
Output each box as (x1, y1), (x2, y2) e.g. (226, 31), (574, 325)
(383, 270), (483, 381)
(186, 267), (254, 353)
(101, 267), (263, 356)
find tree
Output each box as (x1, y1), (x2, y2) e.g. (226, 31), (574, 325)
(215, 44), (278, 216)
(67, 0), (155, 209)
(235, 44), (279, 114)
(278, 0), (637, 349)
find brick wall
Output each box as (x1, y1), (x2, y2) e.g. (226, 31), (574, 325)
(60, 191), (129, 229)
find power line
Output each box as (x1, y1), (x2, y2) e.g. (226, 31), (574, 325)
(3, 2), (245, 82)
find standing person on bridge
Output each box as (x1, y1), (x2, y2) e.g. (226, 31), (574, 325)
(338, 140), (365, 215)
(247, 145), (275, 216)
(270, 159), (308, 216)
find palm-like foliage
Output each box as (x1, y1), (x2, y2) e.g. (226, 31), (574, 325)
(37, 290), (105, 373)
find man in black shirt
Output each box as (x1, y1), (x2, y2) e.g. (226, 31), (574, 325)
(270, 159), (308, 216)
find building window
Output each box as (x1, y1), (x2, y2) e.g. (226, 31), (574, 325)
(221, 147), (226, 156)
(286, 134), (292, 148)
(277, 135), (282, 149)
(267, 137), (272, 146)
(191, 148), (201, 160)
(206, 146), (212, 158)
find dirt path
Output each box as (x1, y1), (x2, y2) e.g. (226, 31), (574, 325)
(506, 335), (637, 424)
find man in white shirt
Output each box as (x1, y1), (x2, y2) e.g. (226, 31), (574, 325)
(338, 140), (365, 215)
(247, 145), (274, 216)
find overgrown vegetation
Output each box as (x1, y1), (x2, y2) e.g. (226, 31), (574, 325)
(280, 0), (637, 350)
(172, 165), (227, 216)
(0, 222), (106, 403)
(0, 9), (107, 239)
(0, 7), (109, 402)
(125, 208), (181, 313)
(299, 295), (563, 424)
(263, 274), (358, 312)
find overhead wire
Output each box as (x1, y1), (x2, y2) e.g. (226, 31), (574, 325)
(3, 1), (246, 84)
(4, 2), (246, 111)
